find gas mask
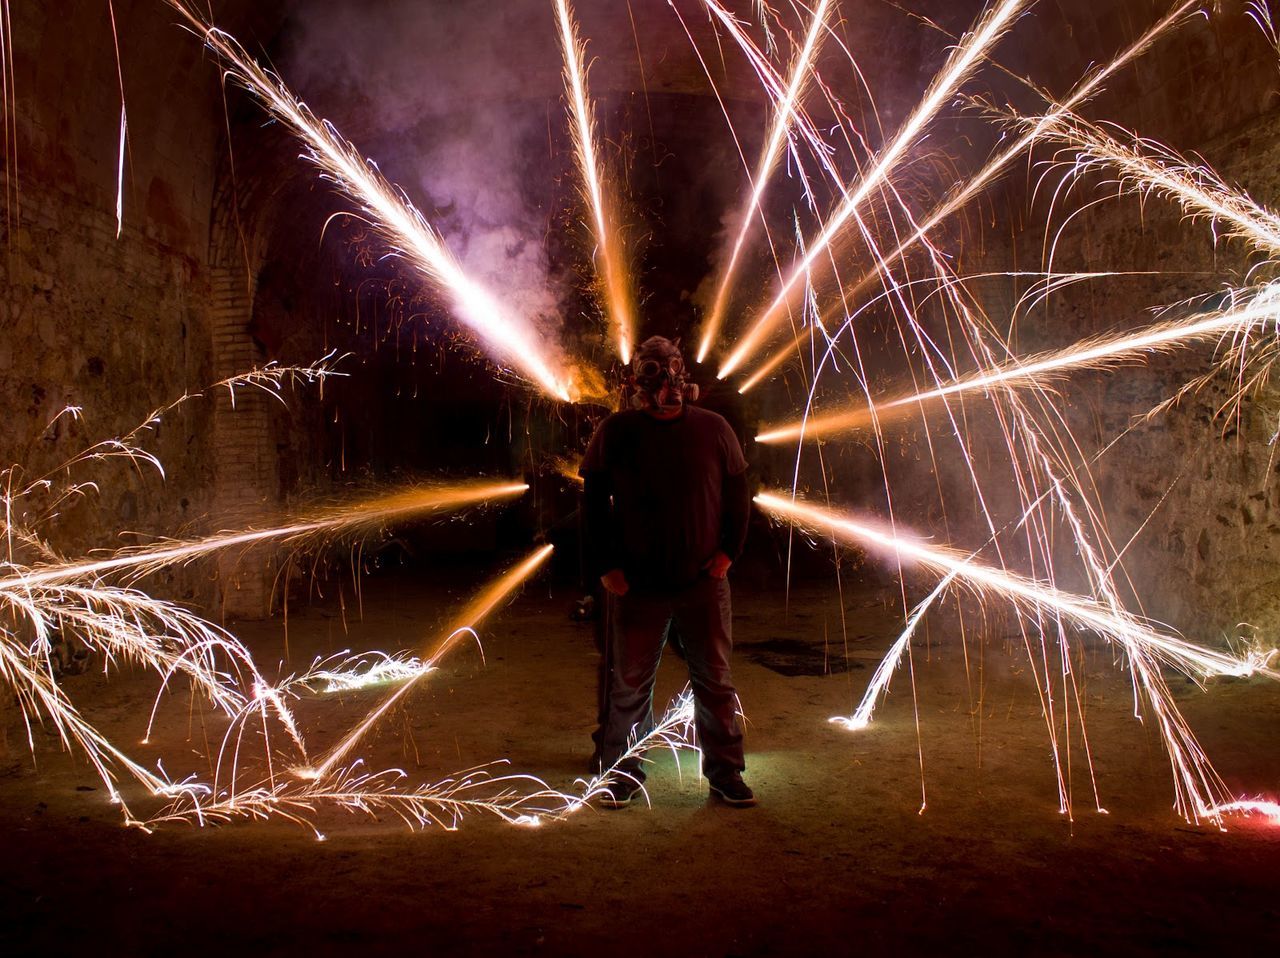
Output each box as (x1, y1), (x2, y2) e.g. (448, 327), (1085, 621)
(627, 337), (700, 412)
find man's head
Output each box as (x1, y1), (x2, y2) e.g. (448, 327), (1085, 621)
(629, 336), (699, 417)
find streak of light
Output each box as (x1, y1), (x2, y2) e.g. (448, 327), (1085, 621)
(756, 491), (1276, 822)
(738, 323), (819, 394)
(830, 574), (957, 731)
(755, 296), (1280, 444)
(755, 491), (1276, 683)
(164, 1), (575, 401)
(554, 0), (636, 363)
(107, 0), (127, 237)
(302, 650), (434, 694)
(0, 0), (18, 239)
(0, 481), (529, 591)
(718, 0), (1031, 379)
(1209, 799), (1280, 825)
(696, 0), (832, 363)
(1037, 110), (1280, 258)
(574, 686), (697, 807)
(150, 686), (698, 835)
(733, 1), (1198, 389)
(303, 544), (556, 781)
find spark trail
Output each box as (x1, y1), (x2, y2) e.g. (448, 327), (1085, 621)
(0, 480), (528, 591)
(696, 0), (832, 363)
(304, 543), (556, 781)
(830, 574), (957, 732)
(756, 492), (1274, 683)
(737, 1), (1201, 387)
(756, 491), (1276, 822)
(755, 294), (1280, 444)
(718, 0), (1032, 379)
(1036, 110), (1280, 259)
(149, 686), (698, 835)
(554, 0), (636, 363)
(164, 0), (574, 401)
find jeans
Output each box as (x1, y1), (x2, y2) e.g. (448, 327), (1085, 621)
(598, 575), (745, 785)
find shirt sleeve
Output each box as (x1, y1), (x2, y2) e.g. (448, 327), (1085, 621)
(579, 418), (608, 477)
(718, 416), (750, 560)
(720, 419), (748, 477)
(579, 418), (616, 578)
(582, 471), (617, 578)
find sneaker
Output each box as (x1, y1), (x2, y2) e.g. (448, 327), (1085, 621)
(709, 777), (757, 807)
(599, 778), (642, 809)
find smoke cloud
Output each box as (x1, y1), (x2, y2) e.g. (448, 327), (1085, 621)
(281, 0), (566, 343)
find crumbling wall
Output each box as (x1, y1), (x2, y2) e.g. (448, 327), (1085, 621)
(0, 0), (286, 609)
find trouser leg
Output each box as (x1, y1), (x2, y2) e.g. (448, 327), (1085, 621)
(673, 576), (745, 784)
(590, 584), (608, 770)
(599, 589), (671, 780)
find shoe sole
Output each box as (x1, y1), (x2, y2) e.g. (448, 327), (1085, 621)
(599, 794), (634, 809)
(709, 786), (757, 807)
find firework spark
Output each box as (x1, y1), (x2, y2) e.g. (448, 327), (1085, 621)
(1034, 109), (1280, 259)
(554, 0), (636, 363)
(0, 480), (529, 591)
(756, 293), (1280, 445)
(304, 543), (556, 781)
(164, 0), (575, 401)
(732, 2), (1200, 390)
(696, 0), (833, 364)
(830, 574), (957, 732)
(756, 491), (1275, 683)
(757, 491), (1277, 823)
(148, 686), (698, 836)
(718, 0), (1032, 379)
(300, 650), (434, 694)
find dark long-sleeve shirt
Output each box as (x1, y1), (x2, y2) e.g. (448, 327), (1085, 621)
(580, 405), (750, 590)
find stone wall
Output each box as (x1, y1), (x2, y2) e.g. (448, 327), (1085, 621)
(991, 110), (1280, 641)
(0, 0), (292, 612)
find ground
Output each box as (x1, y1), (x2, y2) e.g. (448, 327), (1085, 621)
(1, 564), (1278, 956)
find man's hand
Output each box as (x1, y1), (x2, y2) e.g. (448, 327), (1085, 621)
(600, 569), (630, 596)
(706, 551), (732, 579)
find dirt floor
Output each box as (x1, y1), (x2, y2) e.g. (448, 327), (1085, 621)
(1, 563), (1278, 957)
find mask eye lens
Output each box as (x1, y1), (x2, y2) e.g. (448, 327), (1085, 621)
(636, 359), (662, 379)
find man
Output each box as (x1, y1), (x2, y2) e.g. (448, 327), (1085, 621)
(580, 335), (754, 808)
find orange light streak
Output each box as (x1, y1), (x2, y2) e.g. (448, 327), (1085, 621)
(718, 0), (1031, 379)
(732, 1), (1197, 389)
(755, 492), (1274, 684)
(738, 324), (820, 394)
(304, 543), (555, 780)
(554, 0), (636, 363)
(757, 490), (1280, 822)
(0, 481), (529, 591)
(164, 1), (573, 400)
(697, 0), (832, 364)
(755, 299), (1280, 444)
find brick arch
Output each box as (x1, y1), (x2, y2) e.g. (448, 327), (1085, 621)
(205, 117), (309, 618)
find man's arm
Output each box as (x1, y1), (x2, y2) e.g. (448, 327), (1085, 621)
(720, 469), (751, 565)
(583, 470), (628, 595)
(581, 471), (613, 577)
